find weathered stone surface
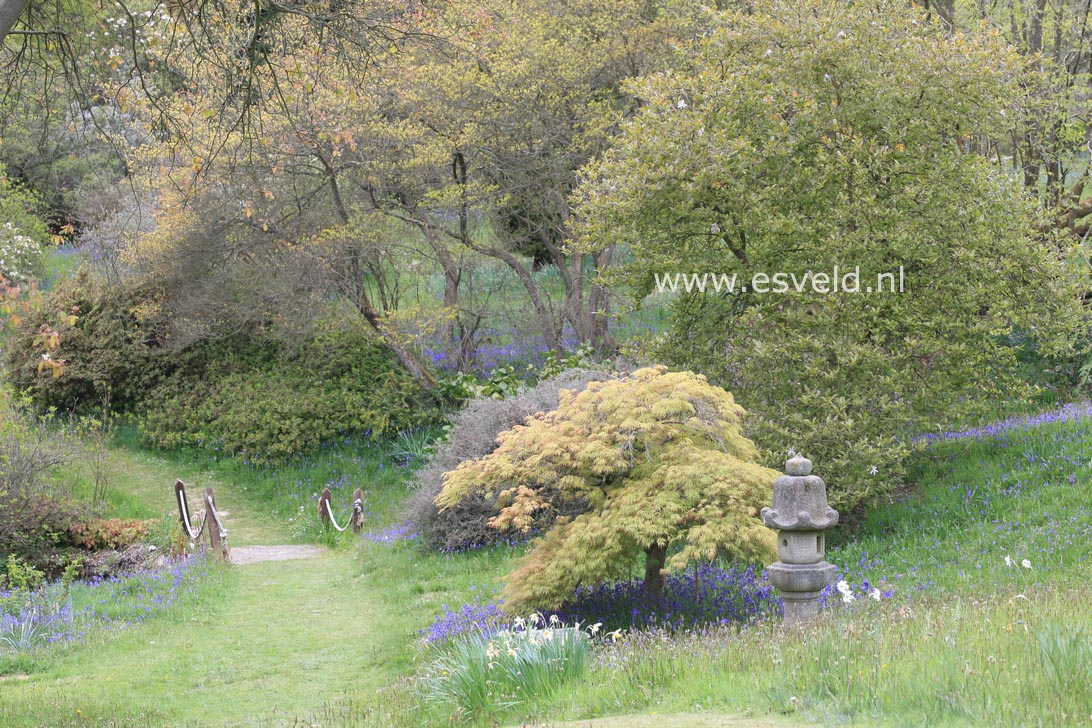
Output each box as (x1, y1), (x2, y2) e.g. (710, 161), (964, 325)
(761, 472), (838, 531)
(763, 458), (839, 625)
(776, 531), (827, 564)
(766, 561), (836, 594)
(785, 455), (812, 476)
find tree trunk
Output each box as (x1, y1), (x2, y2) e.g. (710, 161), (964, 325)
(643, 543), (667, 607)
(0, 0), (28, 43)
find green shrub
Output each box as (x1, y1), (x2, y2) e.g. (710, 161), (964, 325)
(0, 166), (50, 284)
(139, 324), (440, 464)
(4, 269), (169, 413)
(573, 0), (1086, 513)
(0, 167), (49, 245)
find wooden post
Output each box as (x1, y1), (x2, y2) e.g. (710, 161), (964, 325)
(205, 487), (229, 560)
(351, 487), (365, 534)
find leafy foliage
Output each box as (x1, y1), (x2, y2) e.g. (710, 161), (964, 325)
(139, 323), (441, 464)
(437, 366), (778, 610)
(405, 367), (620, 552)
(419, 616), (594, 720)
(67, 518), (155, 551)
(574, 0), (1088, 513)
(4, 269), (167, 413)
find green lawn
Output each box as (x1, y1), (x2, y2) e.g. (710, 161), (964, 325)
(1, 436), (513, 728)
(4, 407), (1092, 727)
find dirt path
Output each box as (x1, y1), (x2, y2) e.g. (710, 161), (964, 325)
(228, 544), (325, 565)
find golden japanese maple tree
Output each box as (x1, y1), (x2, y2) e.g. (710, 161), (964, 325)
(436, 366), (778, 610)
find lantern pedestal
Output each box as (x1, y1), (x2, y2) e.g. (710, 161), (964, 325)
(761, 456), (838, 626)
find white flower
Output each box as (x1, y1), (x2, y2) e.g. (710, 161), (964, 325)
(677, 98), (687, 109)
(1004, 555), (1013, 568)
(764, 48), (773, 57)
(513, 616), (525, 629)
(1021, 559), (1031, 569)
(710, 223), (721, 234)
(870, 588), (881, 601)
(788, 447), (797, 457)
(836, 30), (846, 38)
(836, 579), (855, 603)
(549, 614), (559, 625)
(869, 465), (878, 475)
(590, 622), (602, 635)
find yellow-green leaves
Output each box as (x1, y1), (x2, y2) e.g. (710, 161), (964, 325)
(436, 366), (779, 610)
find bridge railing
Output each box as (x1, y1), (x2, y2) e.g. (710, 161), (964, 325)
(317, 487), (365, 534)
(175, 479), (230, 560)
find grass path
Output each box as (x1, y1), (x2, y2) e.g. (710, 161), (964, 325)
(514, 715), (801, 728)
(101, 449), (286, 547)
(3, 447), (400, 727)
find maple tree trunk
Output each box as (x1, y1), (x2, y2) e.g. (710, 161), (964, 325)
(643, 543), (667, 607)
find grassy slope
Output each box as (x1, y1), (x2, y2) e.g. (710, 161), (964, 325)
(517, 412), (1092, 727)
(0, 438), (515, 727)
(4, 408), (1092, 727)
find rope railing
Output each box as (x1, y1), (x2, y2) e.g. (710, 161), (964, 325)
(318, 487), (365, 534)
(175, 479), (230, 560)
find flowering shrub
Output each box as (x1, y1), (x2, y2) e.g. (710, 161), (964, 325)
(0, 223), (44, 284)
(419, 614), (595, 718)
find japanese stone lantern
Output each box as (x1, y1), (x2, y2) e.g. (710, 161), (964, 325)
(761, 455), (839, 625)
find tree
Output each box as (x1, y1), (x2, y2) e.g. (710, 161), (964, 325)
(573, 0), (1087, 512)
(383, 0), (689, 356)
(436, 366), (779, 610)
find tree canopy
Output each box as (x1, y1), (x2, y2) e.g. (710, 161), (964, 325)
(437, 366), (779, 610)
(573, 0), (1087, 510)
